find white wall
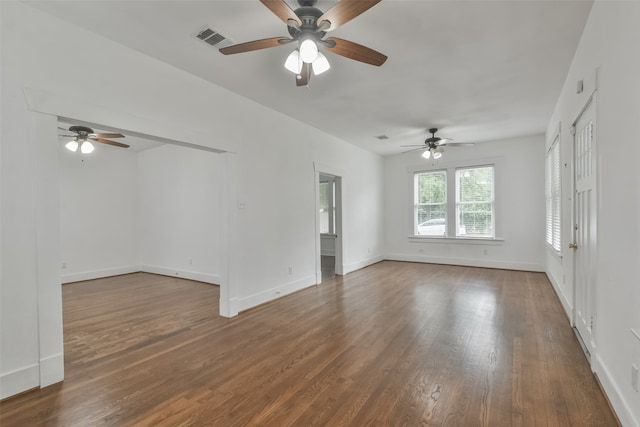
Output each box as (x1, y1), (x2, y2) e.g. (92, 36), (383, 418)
(1, 0), (384, 399)
(384, 134), (545, 271)
(138, 144), (222, 284)
(545, 2), (640, 426)
(59, 144), (139, 283)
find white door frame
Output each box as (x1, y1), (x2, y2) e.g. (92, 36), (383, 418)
(314, 162), (345, 284)
(570, 92), (598, 366)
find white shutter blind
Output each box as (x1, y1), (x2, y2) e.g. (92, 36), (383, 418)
(545, 138), (561, 251)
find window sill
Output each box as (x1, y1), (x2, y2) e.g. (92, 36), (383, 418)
(546, 244), (563, 260)
(408, 236), (504, 245)
(321, 233), (337, 238)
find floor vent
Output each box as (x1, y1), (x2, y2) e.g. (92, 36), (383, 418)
(195, 27), (233, 50)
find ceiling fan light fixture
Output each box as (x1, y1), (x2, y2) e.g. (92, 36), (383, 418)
(80, 140), (95, 154)
(299, 38), (318, 64)
(312, 52), (330, 75)
(433, 147), (444, 159)
(65, 140), (79, 152)
(421, 149), (431, 159)
(284, 49), (302, 74)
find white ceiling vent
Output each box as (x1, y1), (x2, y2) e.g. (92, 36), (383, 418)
(375, 135), (389, 140)
(195, 27), (233, 50)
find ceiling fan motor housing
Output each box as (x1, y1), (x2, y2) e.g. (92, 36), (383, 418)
(68, 125), (94, 138)
(288, 6), (326, 39)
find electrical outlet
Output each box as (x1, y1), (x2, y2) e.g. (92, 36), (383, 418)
(632, 364), (639, 392)
(61, 262), (67, 269)
(189, 258), (193, 265)
(288, 266), (293, 275)
(483, 249), (489, 255)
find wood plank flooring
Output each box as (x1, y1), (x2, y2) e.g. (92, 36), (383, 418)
(0, 262), (619, 426)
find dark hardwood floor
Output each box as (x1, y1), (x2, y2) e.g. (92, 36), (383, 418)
(0, 262), (619, 426)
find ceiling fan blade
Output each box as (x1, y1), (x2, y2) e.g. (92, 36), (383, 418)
(219, 37), (289, 55)
(400, 145), (426, 148)
(90, 133), (124, 139)
(439, 142), (475, 147)
(91, 137), (130, 148)
(402, 147), (426, 154)
(325, 37), (387, 66)
(317, 0), (381, 32)
(58, 126), (72, 132)
(260, 0), (302, 27)
(296, 62), (311, 87)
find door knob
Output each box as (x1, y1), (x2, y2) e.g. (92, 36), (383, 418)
(568, 243), (578, 249)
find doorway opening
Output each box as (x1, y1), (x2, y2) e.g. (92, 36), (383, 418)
(315, 169), (343, 283)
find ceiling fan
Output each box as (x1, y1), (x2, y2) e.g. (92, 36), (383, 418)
(402, 128), (475, 159)
(219, 0), (387, 87)
(59, 125), (129, 154)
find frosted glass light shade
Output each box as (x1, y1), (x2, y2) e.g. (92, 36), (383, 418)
(80, 141), (95, 154)
(299, 38), (318, 63)
(433, 147), (443, 159)
(421, 149), (431, 159)
(284, 50), (302, 74)
(65, 140), (79, 152)
(312, 52), (330, 75)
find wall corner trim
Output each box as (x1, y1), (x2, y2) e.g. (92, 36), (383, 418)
(39, 353), (64, 388)
(0, 364), (39, 400)
(593, 354), (640, 427)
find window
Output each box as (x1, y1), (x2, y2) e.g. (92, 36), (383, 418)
(319, 179), (335, 234)
(414, 171), (447, 236)
(545, 136), (561, 251)
(413, 164), (496, 239)
(456, 166), (495, 238)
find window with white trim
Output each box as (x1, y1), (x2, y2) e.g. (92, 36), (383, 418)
(545, 136), (561, 251)
(413, 164), (495, 238)
(414, 170), (447, 236)
(456, 166), (495, 238)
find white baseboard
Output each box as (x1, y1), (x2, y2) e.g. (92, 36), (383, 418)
(545, 271), (573, 322)
(61, 265), (139, 284)
(140, 265), (220, 285)
(39, 352), (64, 387)
(237, 275), (316, 313)
(0, 363), (39, 400)
(593, 353), (640, 427)
(343, 255), (384, 275)
(384, 253), (544, 272)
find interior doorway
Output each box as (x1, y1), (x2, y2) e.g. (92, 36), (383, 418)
(315, 168), (343, 283)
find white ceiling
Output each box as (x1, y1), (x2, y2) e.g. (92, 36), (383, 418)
(34, 0), (593, 156)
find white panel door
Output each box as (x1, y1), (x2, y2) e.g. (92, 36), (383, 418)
(573, 98), (597, 363)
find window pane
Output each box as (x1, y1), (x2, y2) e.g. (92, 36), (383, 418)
(456, 166), (494, 237)
(415, 170), (447, 236)
(319, 182), (329, 234)
(458, 202), (492, 235)
(416, 207), (446, 236)
(418, 171), (446, 204)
